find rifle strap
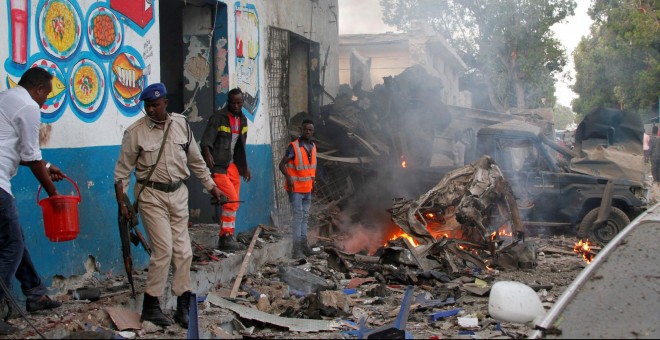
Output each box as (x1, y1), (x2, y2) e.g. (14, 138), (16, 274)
(133, 119), (172, 212)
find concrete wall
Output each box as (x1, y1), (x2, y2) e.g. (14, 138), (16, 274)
(0, 0), (338, 292)
(265, 0), (339, 107)
(1, 0), (161, 289)
(339, 33), (470, 107)
(339, 40), (413, 89)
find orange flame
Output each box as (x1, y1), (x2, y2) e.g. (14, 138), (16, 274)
(498, 225), (513, 237)
(385, 230), (420, 247)
(400, 155), (407, 168)
(573, 239), (595, 264)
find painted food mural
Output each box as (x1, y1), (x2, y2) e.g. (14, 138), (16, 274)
(111, 51), (144, 107)
(38, 0), (81, 59)
(69, 58), (105, 115)
(87, 6), (122, 56)
(33, 59), (67, 116)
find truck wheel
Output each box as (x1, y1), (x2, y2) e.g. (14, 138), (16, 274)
(577, 207), (630, 246)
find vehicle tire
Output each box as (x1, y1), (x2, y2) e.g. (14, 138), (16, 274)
(577, 207), (630, 246)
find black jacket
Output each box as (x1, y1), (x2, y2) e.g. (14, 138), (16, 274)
(200, 107), (248, 176)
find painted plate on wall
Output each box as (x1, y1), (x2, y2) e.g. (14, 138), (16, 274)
(87, 6), (123, 56)
(69, 58), (105, 115)
(30, 59), (67, 117)
(38, 0), (82, 60)
(110, 51), (145, 108)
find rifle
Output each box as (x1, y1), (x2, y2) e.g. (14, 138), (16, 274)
(118, 194), (152, 298)
(210, 196), (244, 224)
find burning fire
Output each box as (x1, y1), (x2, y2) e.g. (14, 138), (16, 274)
(400, 155), (407, 168)
(573, 239), (595, 264)
(498, 226), (513, 237)
(385, 230), (419, 247)
(490, 226), (512, 241)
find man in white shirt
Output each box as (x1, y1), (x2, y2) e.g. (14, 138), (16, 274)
(0, 67), (66, 335)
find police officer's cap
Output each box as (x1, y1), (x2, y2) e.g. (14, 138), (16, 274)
(139, 83), (167, 102)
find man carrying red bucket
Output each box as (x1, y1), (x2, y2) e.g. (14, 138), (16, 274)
(0, 67), (66, 335)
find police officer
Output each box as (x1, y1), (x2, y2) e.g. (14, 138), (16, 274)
(114, 83), (225, 328)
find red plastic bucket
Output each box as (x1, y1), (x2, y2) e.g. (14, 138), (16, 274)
(36, 176), (81, 242)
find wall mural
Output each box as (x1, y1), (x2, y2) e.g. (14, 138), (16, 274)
(234, 1), (259, 120)
(4, 0), (154, 123)
(213, 3), (229, 112)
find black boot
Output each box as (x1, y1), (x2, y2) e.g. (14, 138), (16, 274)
(173, 291), (191, 329)
(140, 293), (172, 327)
(217, 234), (247, 251)
(26, 295), (61, 313)
(291, 239), (304, 259)
(0, 320), (18, 335)
(300, 240), (315, 256)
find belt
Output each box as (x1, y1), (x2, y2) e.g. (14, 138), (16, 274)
(137, 179), (183, 193)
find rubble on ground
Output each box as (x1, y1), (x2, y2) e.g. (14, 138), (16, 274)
(1, 226), (592, 339)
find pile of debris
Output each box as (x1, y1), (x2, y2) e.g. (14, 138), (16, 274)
(0, 220), (596, 339)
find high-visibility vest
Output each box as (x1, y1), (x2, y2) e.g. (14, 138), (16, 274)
(285, 139), (317, 193)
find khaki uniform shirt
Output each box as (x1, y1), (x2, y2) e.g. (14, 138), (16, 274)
(114, 113), (215, 192)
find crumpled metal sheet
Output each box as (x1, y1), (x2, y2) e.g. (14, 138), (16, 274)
(570, 107), (645, 185)
(390, 156), (522, 245)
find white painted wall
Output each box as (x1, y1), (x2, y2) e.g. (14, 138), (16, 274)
(0, 0), (161, 149)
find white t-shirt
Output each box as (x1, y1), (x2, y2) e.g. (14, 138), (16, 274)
(0, 86), (43, 196)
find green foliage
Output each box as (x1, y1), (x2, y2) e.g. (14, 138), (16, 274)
(380, 0), (576, 112)
(572, 0), (660, 117)
(553, 103), (576, 129)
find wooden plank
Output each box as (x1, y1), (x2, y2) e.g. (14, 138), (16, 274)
(444, 250), (460, 274)
(229, 225), (262, 298)
(105, 307), (142, 330)
(539, 246), (576, 256)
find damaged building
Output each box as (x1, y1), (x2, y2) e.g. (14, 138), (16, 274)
(0, 0), (339, 295)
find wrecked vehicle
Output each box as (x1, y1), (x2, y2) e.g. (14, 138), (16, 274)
(399, 107), (648, 246)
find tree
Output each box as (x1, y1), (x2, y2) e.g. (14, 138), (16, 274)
(380, 0), (577, 112)
(553, 103), (576, 129)
(572, 0), (659, 118)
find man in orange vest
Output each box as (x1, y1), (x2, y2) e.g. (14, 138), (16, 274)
(279, 119), (317, 258)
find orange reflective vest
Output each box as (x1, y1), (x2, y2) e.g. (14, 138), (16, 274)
(285, 140), (317, 193)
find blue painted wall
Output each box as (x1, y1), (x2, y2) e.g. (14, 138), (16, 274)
(10, 143), (273, 291)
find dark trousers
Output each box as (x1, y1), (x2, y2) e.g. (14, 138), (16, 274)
(0, 188), (45, 300)
(652, 159), (660, 182)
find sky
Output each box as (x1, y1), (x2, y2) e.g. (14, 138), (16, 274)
(338, 0), (593, 109)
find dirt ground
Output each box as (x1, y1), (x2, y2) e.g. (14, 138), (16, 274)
(1, 165), (656, 339)
(0, 233), (590, 340)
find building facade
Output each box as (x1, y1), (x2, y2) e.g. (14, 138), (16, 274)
(0, 0), (337, 285)
(338, 27), (471, 107)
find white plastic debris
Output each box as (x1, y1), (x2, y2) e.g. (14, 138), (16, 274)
(457, 317), (479, 328)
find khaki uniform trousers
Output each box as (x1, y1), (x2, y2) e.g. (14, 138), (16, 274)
(136, 184), (192, 297)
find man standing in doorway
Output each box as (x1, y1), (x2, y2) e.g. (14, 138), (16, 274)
(114, 83), (226, 328)
(0, 67), (65, 335)
(201, 88), (251, 251)
(279, 119), (317, 259)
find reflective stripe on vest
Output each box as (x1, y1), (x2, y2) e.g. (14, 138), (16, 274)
(285, 140), (316, 193)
